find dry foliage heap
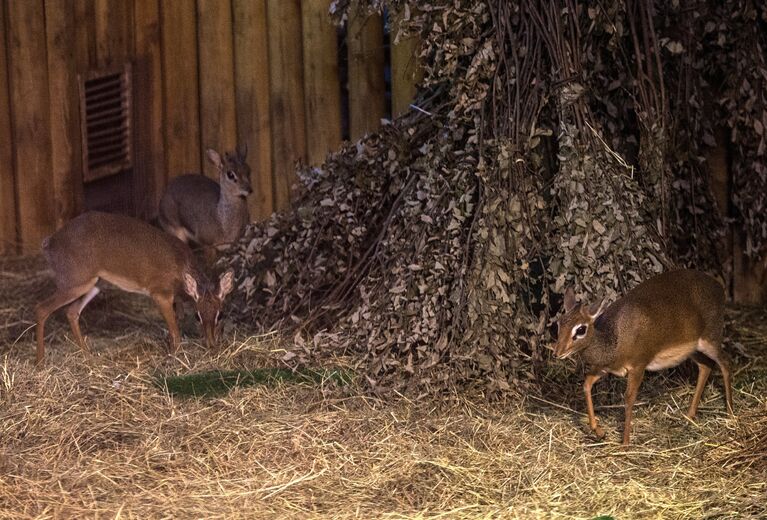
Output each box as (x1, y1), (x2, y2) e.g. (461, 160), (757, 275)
(227, 1), (767, 394)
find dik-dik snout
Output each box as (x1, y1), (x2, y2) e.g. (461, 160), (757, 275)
(554, 270), (734, 445)
(554, 292), (605, 359)
(183, 270), (234, 348)
(208, 146), (253, 198)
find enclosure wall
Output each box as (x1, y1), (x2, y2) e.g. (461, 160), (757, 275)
(0, 0), (420, 254)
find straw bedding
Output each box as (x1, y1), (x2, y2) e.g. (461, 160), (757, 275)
(1, 257), (766, 518)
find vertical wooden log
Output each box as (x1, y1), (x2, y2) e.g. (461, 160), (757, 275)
(301, 0), (342, 166)
(134, 0), (166, 219)
(197, 0), (237, 179)
(45, 0), (83, 229)
(716, 123), (767, 303)
(7, 0), (55, 253)
(94, 0), (132, 68)
(161, 0), (201, 178)
(390, 11), (422, 117)
(0, 0), (18, 253)
(267, 0), (306, 210)
(233, 0), (273, 220)
(706, 126), (732, 297)
(733, 235), (766, 304)
(347, 5), (385, 140)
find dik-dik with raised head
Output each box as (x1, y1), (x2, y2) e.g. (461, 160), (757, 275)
(159, 145), (253, 252)
(554, 269), (734, 445)
(35, 211), (235, 365)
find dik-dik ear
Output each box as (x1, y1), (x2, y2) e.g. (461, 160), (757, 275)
(586, 298), (606, 320)
(236, 143), (248, 160)
(206, 149), (223, 170)
(217, 269), (235, 300)
(563, 286), (577, 313)
(183, 273), (201, 302)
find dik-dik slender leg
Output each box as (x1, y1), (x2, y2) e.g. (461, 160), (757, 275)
(583, 372), (605, 439)
(35, 280), (97, 366)
(623, 367), (646, 445)
(64, 286), (101, 354)
(697, 341), (734, 416)
(687, 361), (712, 419)
(153, 293), (180, 354)
(719, 358), (734, 416)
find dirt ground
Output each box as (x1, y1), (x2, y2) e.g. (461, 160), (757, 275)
(1, 256), (766, 519)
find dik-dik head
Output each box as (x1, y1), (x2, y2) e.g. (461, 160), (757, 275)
(206, 146), (253, 198)
(182, 268), (235, 348)
(554, 287), (606, 359)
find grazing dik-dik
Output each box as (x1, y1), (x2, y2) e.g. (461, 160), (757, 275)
(554, 269), (734, 445)
(159, 146), (252, 253)
(35, 212), (235, 365)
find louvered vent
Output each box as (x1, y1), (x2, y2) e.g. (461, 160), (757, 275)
(78, 65), (132, 182)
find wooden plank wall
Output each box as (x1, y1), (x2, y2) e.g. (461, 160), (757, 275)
(267, 0), (306, 210)
(0, 0), (17, 254)
(390, 10), (422, 117)
(6, 0), (55, 253)
(161, 0), (200, 180)
(348, 4), (386, 140)
(0, 1), (421, 255)
(301, 0), (342, 166)
(197, 0), (237, 180)
(233, 0), (273, 220)
(45, 0), (83, 229)
(133, 0), (165, 218)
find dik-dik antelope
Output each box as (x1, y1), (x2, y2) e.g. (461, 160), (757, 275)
(35, 211), (235, 365)
(159, 146), (253, 255)
(554, 269), (734, 445)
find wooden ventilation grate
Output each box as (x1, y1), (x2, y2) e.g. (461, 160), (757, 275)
(78, 65), (133, 182)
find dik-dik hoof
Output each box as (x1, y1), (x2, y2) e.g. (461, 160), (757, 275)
(591, 425), (605, 439)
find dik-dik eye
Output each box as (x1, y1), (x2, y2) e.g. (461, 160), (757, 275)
(573, 324), (588, 339)
(195, 312), (202, 323)
(227, 170), (237, 182)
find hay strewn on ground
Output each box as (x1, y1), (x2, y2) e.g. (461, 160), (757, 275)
(2, 258), (767, 518)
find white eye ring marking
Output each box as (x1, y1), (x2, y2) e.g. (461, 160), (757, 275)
(571, 323), (588, 340)
(214, 311), (220, 324)
(196, 312), (202, 323)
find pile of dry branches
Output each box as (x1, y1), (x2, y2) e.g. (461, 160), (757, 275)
(226, 0), (767, 395)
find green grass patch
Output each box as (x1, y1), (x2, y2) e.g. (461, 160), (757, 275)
(156, 367), (354, 398)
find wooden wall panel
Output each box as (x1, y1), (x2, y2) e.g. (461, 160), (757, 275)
(233, 0), (273, 220)
(390, 13), (421, 117)
(74, 0), (96, 70)
(45, 0), (83, 229)
(0, 0), (17, 253)
(267, 0), (306, 210)
(94, 0), (132, 68)
(197, 0), (237, 179)
(301, 0), (342, 166)
(134, 0), (165, 219)
(0, 0), (403, 253)
(348, 6), (385, 140)
(161, 0), (201, 178)
(6, 0), (55, 253)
